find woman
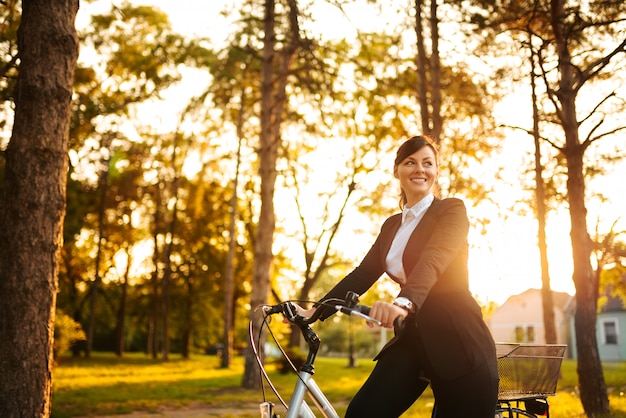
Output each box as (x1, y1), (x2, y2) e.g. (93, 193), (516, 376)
(297, 135), (498, 417)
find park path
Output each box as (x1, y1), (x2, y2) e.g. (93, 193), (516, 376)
(78, 403), (261, 418)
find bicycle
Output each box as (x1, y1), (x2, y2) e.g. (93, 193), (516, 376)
(250, 291), (567, 418)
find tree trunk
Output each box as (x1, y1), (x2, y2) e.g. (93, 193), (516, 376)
(529, 39), (556, 344)
(428, 0), (442, 142)
(114, 247), (131, 357)
(550, 0), (609, 414)
(86, 136), (111, 357)
(242, 0), (301, 389)
(181, 276), (192, 359)
(242, 0), (279, 389)
(0, 0), (79, 416)
(414, 0), (430, 134)
(414, 0), (442, 143)
(222, 97), (244, 368)
(161, 138), (181, 361)
(149, 202), (161, 358)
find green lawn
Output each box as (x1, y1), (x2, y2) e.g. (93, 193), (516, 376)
(51, 353), (626, 418)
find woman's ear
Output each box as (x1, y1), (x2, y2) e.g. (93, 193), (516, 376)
(393, 166), (399, 178)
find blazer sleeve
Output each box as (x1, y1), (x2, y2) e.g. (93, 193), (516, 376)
(397, 198), (469, 312)
(315, 215), (400, 321)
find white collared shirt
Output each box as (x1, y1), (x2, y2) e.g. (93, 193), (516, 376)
(385, 194), (435, 283)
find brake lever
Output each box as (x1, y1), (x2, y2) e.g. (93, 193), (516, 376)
(335, 305), (382, 326)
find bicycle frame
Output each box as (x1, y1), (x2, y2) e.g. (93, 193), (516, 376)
(286, 370), (339, 418)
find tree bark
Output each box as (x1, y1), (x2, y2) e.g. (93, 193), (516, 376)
(86, 135), (112, 357)
(242, 0), (279, 389)
(428, 0), (442, 142)
(414, 0), (430, 134)
(550, 0), (609, 414)
(242, 0), (301, 389)
(0, 0), (79, 416)
(114, 247), (131, 357)
(529, 38), (557, 344)
(222, 94), (244, 368)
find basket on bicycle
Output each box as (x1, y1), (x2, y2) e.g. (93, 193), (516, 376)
(495, 343), (567, 401)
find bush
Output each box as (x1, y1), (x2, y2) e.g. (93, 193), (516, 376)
(276, 348), (307, 374)
(54, 310), (86, 360)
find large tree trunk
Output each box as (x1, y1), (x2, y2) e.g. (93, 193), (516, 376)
(0, 0), (79, 416)
(550, 0), (609, 414)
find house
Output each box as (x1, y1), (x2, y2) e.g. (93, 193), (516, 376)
(567, 295), (626, 361)
(488, 288), (573, 348)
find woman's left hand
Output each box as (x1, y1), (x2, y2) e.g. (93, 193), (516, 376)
(368, 301), (409, 329)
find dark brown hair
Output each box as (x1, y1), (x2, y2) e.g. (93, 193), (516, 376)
(394, 135), (440, 208)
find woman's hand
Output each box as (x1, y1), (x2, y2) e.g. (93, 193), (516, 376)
(282, 304), (317, 324)
(369, 301), (409, 328)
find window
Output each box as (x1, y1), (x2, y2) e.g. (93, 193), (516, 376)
(513, 325), (535, 343)
(603, 320), (618, 345)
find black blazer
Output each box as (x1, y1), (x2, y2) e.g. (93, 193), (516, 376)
(317, 197), (496, 379)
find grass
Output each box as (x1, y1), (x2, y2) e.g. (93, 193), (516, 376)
(51, 352), (626, 417)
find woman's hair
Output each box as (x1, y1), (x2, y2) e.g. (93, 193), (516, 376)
(394, 135), (440, 208)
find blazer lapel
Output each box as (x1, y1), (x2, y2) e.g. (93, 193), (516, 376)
(402, 198), (440, 268)
(379, 214), (402, 266)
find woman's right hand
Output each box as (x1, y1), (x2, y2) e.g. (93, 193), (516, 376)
(369, 301), (409, 329)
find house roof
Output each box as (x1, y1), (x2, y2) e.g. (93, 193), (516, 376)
(599, 295), (625, 312)
(499, 288), (572, 311)
(561, 292), (625, 314)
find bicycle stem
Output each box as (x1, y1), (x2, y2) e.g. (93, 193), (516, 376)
(293, 317), (320, 374)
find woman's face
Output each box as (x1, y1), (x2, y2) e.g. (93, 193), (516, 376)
(394, 145), (438, 207)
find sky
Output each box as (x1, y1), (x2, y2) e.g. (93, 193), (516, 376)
(75, 0), (626, 305)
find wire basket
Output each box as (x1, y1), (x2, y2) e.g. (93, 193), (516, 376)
(496, 343), (567, 400)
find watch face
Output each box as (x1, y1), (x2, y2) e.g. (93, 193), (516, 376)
(394, 298), (414, 312)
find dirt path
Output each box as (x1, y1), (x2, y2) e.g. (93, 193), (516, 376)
(77, 402), (262, 418)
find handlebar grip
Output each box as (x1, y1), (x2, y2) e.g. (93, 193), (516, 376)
(336, 304), (382, 326)
(354, 305), (370, 315)
(393, 315), (405, 334)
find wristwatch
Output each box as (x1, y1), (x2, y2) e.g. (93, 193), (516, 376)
(393, 297), (415, 313)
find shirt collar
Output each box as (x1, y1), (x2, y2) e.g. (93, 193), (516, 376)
(402, 194), (435, 222)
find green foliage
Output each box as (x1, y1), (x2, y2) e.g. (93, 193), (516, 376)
(54, 310), (86, 360)
(599, 245), (626, 306)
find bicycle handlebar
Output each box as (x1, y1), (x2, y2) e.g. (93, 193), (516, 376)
(334, 304), (382, 326)
(262, 301), (382, 326)
(262, 293), (382, 327)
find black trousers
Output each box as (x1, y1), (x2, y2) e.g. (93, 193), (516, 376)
(345, 325), (498, 418)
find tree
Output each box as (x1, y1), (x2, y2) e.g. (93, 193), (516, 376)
(0, 0), (79, 415)
(548, 0), (626, 414)
(242, 0), (303, 389)
(470, 6), (625, 412)
(529, 41), (557, 344)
